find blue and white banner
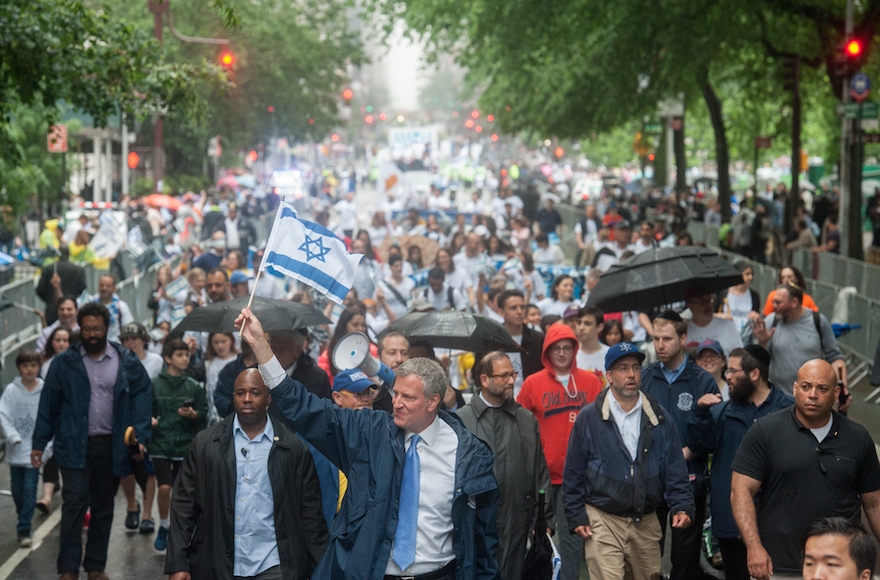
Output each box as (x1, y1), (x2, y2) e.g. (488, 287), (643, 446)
(260, 202), (363, 305)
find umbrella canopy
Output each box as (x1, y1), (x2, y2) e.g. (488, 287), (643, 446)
(379, 311), (518, 352)
(144, 193), (181, 211)
(173, 296), (329, 334)
(586, 246), (744, 312)
(216, 174), (240, 190)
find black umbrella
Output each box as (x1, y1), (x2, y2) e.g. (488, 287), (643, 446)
(173, 296), (330, 333)
(585, 246), (743, 312)
(378, 311), (518, 352)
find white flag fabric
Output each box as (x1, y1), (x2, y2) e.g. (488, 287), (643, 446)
(127, 227), (148, 257)
(89, 211), (127, 259)
(260, 202), (363, 305)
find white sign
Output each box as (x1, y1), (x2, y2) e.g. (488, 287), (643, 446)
(657, 96), (685, 117)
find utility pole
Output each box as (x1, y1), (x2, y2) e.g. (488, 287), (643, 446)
(149, 0), (166, 190)
(786, 57), (801, 235)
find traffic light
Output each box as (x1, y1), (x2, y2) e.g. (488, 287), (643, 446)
(342, 88), (354, 104)
(220, 50), (235, 68)
(365, 114), (374, 124)
(835, 38), (869, 78)
(127, 152), (140, 169)
(555, 147), (564, 158)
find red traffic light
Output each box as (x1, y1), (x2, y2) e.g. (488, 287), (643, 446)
(127, 152), (140, 169)
(220, 51), (234, 68)
(331, 133), (340, 142)
(845, 39), (864, 57)
(487, 114), (495, 122)
(365, 115), (374, 124)
(470, 110), (479, 119)
(555, 147), (564, 158)
(342, 88), (354, 101)
(465, 119), (474, 128)
(247, 150), (258, 163)
(491, 133), (499, 142)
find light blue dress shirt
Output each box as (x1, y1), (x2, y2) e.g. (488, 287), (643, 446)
(661, 354), (688, 385)
(233, 414), (280, 577)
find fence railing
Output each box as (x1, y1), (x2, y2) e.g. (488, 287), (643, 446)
(687, 220), (878, 389)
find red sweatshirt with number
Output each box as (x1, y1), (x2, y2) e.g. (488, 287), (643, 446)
(516, 322), (603, 484)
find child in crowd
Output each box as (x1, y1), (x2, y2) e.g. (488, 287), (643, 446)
(0, 350), (51, 547)
(150, 338), (208, 551)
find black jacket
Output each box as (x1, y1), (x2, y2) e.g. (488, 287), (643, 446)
(36, 260), (87, 325)
(165, 414), (328, 580)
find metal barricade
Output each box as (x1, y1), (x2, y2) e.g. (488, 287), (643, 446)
(0, 278), (41, 349)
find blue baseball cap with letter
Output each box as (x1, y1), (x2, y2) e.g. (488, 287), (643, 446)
(333, 369), (375, 393)
(605, 342), (646, 370)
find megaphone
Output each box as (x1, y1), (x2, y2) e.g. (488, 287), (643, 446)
(332, 332), (395, 387)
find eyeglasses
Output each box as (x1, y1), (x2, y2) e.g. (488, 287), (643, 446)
(550, 345), (575, 354)
(611, 364), (641, 374)
(80, 326), (106, 334)
(489, 371), (518, 381)
(725, 367), (744, 376)
(698, 353), (722, 362)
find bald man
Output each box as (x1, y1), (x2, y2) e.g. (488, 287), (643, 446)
(166, 370), (328, 580)
(730, 360), (880, 580)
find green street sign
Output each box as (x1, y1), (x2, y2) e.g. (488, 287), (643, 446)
(844, 102), (879, 119)
(644, 123), (662, 133)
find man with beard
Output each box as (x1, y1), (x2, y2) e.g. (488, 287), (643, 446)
(32, 302), (152, 580)
(457, 352), (551, 580)
(685, 346), (793, 580)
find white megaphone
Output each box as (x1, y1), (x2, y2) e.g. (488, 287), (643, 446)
(332, 332), (396, 387)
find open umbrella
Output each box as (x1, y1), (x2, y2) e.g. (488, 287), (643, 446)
(144, 193), (181, 211)
(586, 246), (744, 312)
(173, 296), (329, 333)
(379, 311), (518, 352)
(236, 174), (258, 189)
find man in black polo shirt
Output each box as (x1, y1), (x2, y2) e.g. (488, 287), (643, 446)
(730, 359), (880, 580)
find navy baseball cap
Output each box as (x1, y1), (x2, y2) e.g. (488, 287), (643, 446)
(696, 339), (724, 357)
(230, 271), (249, 286)
(605, 342), (646, 370)
(333, 369), (374, 393)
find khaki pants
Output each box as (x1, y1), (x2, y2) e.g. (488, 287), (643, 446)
(584, 504), (662, 580)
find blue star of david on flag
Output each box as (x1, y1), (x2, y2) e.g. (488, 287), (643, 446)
(299, 234), (332, 263)
(258, 202), (364, 305)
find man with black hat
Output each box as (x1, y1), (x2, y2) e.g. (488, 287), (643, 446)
(564, 342), (694, 580)
(685, 345), (793, 580)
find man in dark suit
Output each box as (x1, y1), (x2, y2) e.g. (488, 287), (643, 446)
(166, 369), (328, 580)
(493, 289), (544, 398)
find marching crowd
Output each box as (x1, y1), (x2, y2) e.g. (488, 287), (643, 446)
(0, 172), (876, 580)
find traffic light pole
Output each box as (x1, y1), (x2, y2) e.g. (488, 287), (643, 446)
(840, 0), (854, 257)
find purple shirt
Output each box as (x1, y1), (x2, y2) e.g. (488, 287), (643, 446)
(80, 345), (119, 436)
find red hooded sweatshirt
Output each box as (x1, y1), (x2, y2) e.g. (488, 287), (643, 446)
(516, 322), (602, 484)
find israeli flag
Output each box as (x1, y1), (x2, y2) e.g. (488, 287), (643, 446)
(260, 202), (363, 305)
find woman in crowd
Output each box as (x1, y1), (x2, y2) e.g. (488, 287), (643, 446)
(536, 274), (578, 317)
(355, 230), (380, 261)
(435, 248), (474, 303)
(696, 339), (728, 400)
(320, 306), (374, 382)
(222, 250), (247, 276)
(762, 265), (818, 315)
(715, 261), (762, 340)
(204, 332), (238, 424)
(37, 325), (72, 514)
(407, 245), (424, 271)
(147, 264), (174, 325)
(366, 212), (390, 248)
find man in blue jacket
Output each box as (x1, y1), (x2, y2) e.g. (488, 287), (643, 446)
(686, 345), (792, 580)
(234, 307), (501, 580)
(564, 342), (694, 580)
(640, 310), (718, 580)
(32, 302), (152, 580)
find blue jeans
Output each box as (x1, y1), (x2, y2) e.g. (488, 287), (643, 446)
(10, 466), (39, 534)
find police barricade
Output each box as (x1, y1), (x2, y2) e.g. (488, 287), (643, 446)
(0, 277), (42, 350)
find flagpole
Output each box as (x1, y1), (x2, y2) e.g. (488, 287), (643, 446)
(245, 267), (262, 310)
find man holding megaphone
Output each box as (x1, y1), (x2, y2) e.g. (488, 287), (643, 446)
(231, 307), (502, 580)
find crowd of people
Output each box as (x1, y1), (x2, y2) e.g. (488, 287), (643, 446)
(0, 163), (875, 580)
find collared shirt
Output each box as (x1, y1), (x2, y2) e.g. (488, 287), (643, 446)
(81, 345), (118, 436)
(233, 414), (280, 577)
(608, 392), (643, 461)
(661, 355), (688, 384)
(385, 415), (458, 576)
(478, 391), (501, 408)
(225, 217), (241, 249)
